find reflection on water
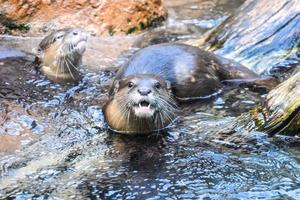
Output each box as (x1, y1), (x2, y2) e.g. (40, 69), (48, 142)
(165, 0), (244, 35)
(0, 50), (25, 59)
(0, 0), (300, 199)
(80, 137), (300, 200)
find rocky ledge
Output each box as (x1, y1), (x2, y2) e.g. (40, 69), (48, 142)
(0, 0), (166, 36)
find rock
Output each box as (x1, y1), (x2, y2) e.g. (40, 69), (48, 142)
(0, 23), (5, 34)
(0, 34), (140, 71)
(255, 70), (300, 136)
(0, 0), (166, 36)
(186, 0), (300, 75)
(232, 70), (300, 136)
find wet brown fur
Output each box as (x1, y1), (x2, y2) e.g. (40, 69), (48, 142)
(104, 75), (178, 134)
(104, 43), (279, 134)
(36, 28), (87, 83)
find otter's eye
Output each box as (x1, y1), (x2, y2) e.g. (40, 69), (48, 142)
(154, 82), (161, 89)
(56, 34), (63, 40)
(128, 82), (134, 88)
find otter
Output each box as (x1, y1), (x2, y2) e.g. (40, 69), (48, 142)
(104, 74), (178, 134)
(104, 43), (277, 134)
(34, 28), (88, 83)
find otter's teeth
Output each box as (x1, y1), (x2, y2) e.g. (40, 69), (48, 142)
(138, 102), (151, 109)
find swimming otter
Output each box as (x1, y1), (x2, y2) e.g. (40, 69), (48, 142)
(104, 74), (178, 134)
(104, 43), (277, 134)
(34, 28), (88, 83)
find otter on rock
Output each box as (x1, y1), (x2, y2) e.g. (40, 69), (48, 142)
(104, 43), (278, 134)
(34, 28), (88, 83)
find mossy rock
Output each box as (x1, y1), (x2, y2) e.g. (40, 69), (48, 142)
(248, 71), (300, 135)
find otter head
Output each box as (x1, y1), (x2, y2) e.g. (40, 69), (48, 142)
(35, 28), (88, 83)
(104, 74), (178, 134)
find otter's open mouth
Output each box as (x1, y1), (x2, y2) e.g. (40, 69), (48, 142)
(133, 100), (155, 117)
(140, 100), (150, 108)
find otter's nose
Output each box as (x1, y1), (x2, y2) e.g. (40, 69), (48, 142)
(72, 29), (80, 35)
(138, 88), (151, 96)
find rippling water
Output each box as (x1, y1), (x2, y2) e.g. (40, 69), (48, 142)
(0, 0), (300, 199)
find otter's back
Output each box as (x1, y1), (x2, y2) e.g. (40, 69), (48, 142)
(116, 43), (224, 99)
(124, 44), (197, 83)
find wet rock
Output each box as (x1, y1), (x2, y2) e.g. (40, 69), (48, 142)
(186, 0), (300, 74)
(0, 0), (166, 36)
(0, 34), (139, 72)
(0, 101), (44, 154)
(249, 70), (300, 136)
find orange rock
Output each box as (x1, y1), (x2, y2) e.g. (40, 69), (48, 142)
(0, 0), (166, 36)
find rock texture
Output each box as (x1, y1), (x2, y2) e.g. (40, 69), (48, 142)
(0, 0), (166, 36)
(186, 0), (300, 75)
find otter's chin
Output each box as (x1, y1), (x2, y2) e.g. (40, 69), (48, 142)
(133, 100), (155, 118)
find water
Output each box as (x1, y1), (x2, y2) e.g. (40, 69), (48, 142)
(0, 0), (300, 199)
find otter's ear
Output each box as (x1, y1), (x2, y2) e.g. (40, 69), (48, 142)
(110, 80), (120, 96)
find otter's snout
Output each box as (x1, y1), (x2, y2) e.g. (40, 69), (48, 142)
(72, 29), (80, 36)
(138, 87), (152, 96)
